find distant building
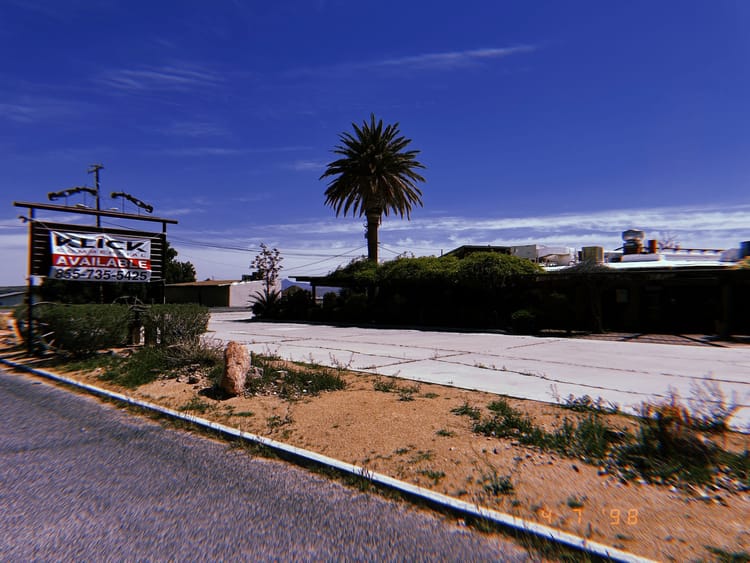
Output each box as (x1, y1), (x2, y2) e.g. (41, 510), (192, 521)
(443, 244), (574, 265)
(0, 288), (25, 308)
(166, 279), (279, 308)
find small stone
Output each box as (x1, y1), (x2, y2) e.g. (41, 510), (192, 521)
(572, 464), (579, 472)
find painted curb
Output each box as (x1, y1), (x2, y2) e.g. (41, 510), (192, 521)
(1, 356), (656, 563)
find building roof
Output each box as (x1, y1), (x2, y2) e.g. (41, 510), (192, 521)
(167, 279), (242, 287)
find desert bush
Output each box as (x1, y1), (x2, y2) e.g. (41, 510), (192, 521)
(687, 377), (740, 433)
(141, 303), (209, 346)
(32, 304), (130, 356)
(251, 289), (281, 318)
(616, 392), (719, 484)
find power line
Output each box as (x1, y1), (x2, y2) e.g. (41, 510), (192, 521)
(102, 220), (360, 259)
(284, 246), (367, 273)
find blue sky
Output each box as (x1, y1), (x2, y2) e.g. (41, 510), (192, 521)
(2, 0), (749, 285)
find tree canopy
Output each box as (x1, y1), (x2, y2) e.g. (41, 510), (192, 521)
(320, 114), (426, 263)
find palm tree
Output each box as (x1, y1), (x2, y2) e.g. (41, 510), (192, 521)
(320, 114), (426, 263)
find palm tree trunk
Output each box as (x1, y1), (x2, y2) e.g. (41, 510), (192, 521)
(366, 211), (381, 262)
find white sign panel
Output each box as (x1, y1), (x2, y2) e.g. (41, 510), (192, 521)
(49, 230), (152, 282)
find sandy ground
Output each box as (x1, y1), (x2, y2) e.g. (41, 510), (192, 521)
(2, 320), (748, 562)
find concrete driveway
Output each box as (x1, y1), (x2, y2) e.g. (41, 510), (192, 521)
(207, 312), (750, 431)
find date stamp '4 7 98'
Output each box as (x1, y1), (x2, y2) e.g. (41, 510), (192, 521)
(537, 506), (640, 527)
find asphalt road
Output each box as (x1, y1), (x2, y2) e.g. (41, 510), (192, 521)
(0, 369), (529, 562)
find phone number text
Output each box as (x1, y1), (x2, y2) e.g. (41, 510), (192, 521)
(50, 267), (151, 282)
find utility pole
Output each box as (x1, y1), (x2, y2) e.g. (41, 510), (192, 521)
(88, 163), (103, 227)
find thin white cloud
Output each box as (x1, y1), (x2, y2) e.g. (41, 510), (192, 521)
(372, 45), (537, 71)
(232, 193), (272, 203)
(287, 160), (326, 172)
(0, 96), (89, 124)
(287, 45), (537, 77)
(159, 120), (228, 138)
(159, 207), (203, 217)
(98, 64), (222, 93)
(158, 145), (311, 157)
(160, 147), (247, 157)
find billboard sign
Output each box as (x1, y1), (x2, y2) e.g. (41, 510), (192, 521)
(49, 230), (152, 282)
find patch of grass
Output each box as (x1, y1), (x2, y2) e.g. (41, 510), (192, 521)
(435, 428), (455, 437)
(421, 392), (439, 399)
(556, 414), (619, 460)
(234, 411), (255, 417)
(451, 401), (481, 421)
(418, 469), (445, 484)
(477, 399), (622, 462)
(178, 397), (213, 414)
(394, 447), (411, 455)
(409, 450), (434, 463)
(719, 450), (749, 486)
(247, 354), (345, 399)
(97, 339), (225, 389)
(99, 346), (168, 388)
(566, 495), (586, 509)
(373, 377), (399, 393)
(267, 413), (293, 430)
(373, 377), (420, 401)
(704, 546), (750, 563)
(481, 470), (514, 496)
(558, 393), (619, 415)
(61, 353), (117, 373)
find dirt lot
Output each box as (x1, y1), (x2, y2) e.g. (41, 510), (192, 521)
(2, 320), (748, 562)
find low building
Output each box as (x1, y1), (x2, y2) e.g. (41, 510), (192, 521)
(165, 279), (278, 308)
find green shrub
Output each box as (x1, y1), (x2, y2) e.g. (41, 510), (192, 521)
(455, 252), (543, 291)
(34, 304), (130, 356)
(510, 309), (537, 334)
(376, 255), (459, 287)
(276, 286), (314, 319)
(326, 258), (379, 286)
(141, 303), (209, 347)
